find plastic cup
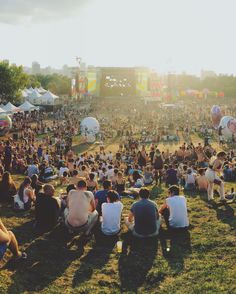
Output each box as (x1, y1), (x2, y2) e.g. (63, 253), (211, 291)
(117, 241), (123, 253)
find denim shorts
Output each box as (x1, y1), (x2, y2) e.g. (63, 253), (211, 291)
(0, 243), (7, 259)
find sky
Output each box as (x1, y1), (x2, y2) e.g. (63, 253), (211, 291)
(0, 0), (235, 75)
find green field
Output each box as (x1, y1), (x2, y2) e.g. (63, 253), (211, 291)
(0, 179), (235, 294)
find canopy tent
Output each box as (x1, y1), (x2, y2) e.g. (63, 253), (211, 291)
(27, 89), (42, 104)
(29, 89), (41, 99)
(21, 89), (29, 98)
(41, 91), (60, 105)
(38, 86), (47, 94)
(0, 107), (6, 114)
(19, 101), (39, 112)
(2, 102), (22, 113)
(28, 87), (34, 92)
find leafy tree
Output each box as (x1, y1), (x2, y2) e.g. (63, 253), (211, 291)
(0, 61), (28, 103)
(32, 73), (71, 95)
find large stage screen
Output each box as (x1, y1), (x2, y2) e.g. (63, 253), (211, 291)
(100, 68), (136, 97)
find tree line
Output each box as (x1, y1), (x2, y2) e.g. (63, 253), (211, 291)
(0, 61), (71, 103)
(1, 60), (236, 103)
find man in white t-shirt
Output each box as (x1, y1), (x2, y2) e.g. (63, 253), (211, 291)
(101, 190), (123, 235)
(159, 185), (189, 229)
(107, 165), (114, 180)
(59, 163), (69, 177)
(64, 180), (98, 236)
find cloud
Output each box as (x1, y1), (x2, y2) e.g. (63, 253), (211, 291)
(0, 0), (88, 24)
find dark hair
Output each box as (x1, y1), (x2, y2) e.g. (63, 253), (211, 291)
(72, 169), (78, 176)
(89, 173), (95, 181)
(198, 168), (205, 176)
(66, 184), (76, 193)
(103, 180), (111, 190)
(168, 185), (179, 196)
(19, 177), (32, 202)
(217, 151), (226, 158)
(133, 170), (141, 182)
(63, 171), (68, 177)
(107, 190), (119, 203)
(77, 179), (87, 188)
(2, 171), (12, 187)
(139, 188), (150, 199)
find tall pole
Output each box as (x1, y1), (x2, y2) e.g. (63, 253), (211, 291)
(76, 56), (81, 100)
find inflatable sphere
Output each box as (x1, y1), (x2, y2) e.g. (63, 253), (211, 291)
(80, 117), (100, 136)
(0, 114), (12, 136)
(211, 105), (222, 129)
(219, 116), (236, 140)
(86, 134), (96, 143)
(211, 105), (221, 115)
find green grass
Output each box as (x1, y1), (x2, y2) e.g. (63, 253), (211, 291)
(0, 181), (235, 294)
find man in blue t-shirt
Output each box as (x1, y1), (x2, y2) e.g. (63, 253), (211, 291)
(125, 188), (160, 238)
(95, 180), (112, 215)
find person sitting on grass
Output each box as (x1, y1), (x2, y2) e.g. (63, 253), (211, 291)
(0, 171), (17, 203)
(125, 188), (160, 238)
(35, 184), (61, 232)
(165, 164), (178, 186)
(184, 168), (196, 191)
(0, 218), (27, 261)
(87, 173), (98, 193)
(101, 190), (123, 236)
(64, 180), (98, 236)
(159, 185), (189, 230)
(95, 180), (112, 215)
(196, 168), (209, 192)
(14, 177), (35, 211)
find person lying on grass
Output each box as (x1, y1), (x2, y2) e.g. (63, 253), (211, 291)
(0, 218), (27, 261)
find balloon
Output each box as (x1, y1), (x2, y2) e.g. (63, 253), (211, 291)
(219, 116), (236, 140)
(86, 134), (96, 143)
(211, 105), (222, 128)
(0, 114), (12, 136)
(80, 117), (100, 136)
(211, 105), (221, 115)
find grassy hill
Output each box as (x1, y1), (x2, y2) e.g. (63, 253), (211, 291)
(0, 181), (235, 294)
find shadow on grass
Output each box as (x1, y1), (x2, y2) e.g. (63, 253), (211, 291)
(199, 190), (236, 230)
(72, 230), (117, 287)
(216, 203), (235, 230)
(118, 232), (158, 292)
(159, 229), (192, 274)
(6, 225), (87, 293)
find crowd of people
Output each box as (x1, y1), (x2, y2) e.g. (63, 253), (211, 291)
(0, 96), (235, 261)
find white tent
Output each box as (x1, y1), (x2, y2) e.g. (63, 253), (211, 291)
(21, 89), (29, 98)
(27, 89), (42, 104)
(38, 86), (47, 94)
(0, 107), (6, 114)
(2, 102), (22, 113)
(19, 101), (39, 112)
(0, 104), (5, 109)
(41, 91), (59, 105)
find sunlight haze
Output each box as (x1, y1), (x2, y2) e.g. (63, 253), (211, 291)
(0, 0), (235, 74)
